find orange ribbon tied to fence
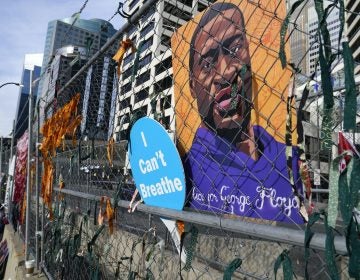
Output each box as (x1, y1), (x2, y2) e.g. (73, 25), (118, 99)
(112, 38), (136, 77)
(98, 196), (115, 234)
(39, 93), (82, 219)
(106, 137), (115, 167)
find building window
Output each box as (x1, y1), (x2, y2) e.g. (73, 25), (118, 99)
(121, 82), (132, 94)
(120, 129), (128, 140)
(141, 6), (156, 23)
(198, 3), (207, 11)
(162, 115), (171, 129)
(163, 18), (181, 32)
(160, 96), (171, 110)
(348, 26), (358, 42)
(120, 97), (130, 109)
(123, 52), (135, 66)
(140, 21), (155, 38)
(119, 113), (130, 123)
(304, 135), (329, 162)
(122, 67), (133, 80)
(129, 0), (140, 10)
(139, 36), (153, 54)
(135, 87), (149, 103)
(133, 105), (148, 116)
(138, 53), (152, 68)
(178, 0), (192, 7)
(154, 75), (173, 92)
(302, 110), (310, 122)
(348, 13), (357, 25)
(136, 70), (151, 86)
(163, 3), (192, 21)
(127, 25), (137, 36)
(161, 34), (171, 48)
(155, 56), (172, 75)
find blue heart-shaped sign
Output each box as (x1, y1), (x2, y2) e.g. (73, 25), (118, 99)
(128, 117), (185, 210)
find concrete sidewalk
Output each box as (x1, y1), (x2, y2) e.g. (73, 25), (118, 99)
(2, 225), (47, 279)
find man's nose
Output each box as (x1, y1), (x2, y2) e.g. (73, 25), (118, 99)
(213, 52), (236, 86)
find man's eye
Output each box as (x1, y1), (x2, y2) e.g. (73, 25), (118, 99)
(202, 60), (212, 71)
(230, 45), (242, 56)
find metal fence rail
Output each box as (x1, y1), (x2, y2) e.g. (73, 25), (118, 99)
(54, 187), (347, 255)
(45, 188), (349, 279)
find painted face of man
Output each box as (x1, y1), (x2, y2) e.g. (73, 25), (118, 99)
(191, 7), (252, 138)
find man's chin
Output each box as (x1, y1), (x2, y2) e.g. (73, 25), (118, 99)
(213, 113), (244, 130)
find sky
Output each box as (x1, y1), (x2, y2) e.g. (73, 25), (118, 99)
(0, 0), (124, 137)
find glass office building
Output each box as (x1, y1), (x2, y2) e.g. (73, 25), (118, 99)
(15, 56), (42, 141)
(37, 15), (117, 100)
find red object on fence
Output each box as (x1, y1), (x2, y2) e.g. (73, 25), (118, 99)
(12, 131), (28, 204)
(338, 131), (359, 173)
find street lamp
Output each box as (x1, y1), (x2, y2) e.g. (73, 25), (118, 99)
(0, 81), (23, 199)
(0, 82), (23, 89)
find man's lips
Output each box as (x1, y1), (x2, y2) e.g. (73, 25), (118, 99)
(214, 85), (240, 112)
(215, 86), (232, 103)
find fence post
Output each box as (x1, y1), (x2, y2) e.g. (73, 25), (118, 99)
(148, 213), (152, 229)
(7, 120), (15, 220)
(10, 120), (15, 160)
(0, 136), (3, 192)
(41, 184), (45, 269)
(316, 93), (321, 202)
(35, 101), (40, 270)
(25, 69), (33, 261)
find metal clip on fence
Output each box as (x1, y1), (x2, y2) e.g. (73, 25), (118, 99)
(117, 2), (131, 19)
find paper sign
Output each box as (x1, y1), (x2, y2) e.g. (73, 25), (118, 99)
(314, 169), (321, 186)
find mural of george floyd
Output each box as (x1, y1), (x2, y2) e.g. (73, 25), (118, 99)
(172, 0), (307, 224)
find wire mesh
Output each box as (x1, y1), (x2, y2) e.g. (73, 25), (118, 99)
(4, 0), (360, 279)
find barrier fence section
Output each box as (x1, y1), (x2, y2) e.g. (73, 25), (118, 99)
(1, 0), (360, 279)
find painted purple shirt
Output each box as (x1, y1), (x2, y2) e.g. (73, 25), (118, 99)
(183, 125), (304, 224)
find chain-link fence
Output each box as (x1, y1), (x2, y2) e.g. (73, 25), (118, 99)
(2, 0), (360, 279)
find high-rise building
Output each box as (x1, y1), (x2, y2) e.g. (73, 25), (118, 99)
(79, 52), (117, 140)
(37, 16), (118, 140)
(14, 54), (42, 141)
(114, 0), (212, 142)
(288, 0), (310, 85)
(307, 2), (345, 75)
(39, 44), (117, 140)
(37, 15), (117, 101)
(40, 45), (88, 120)
(346, 0), (360, 74)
